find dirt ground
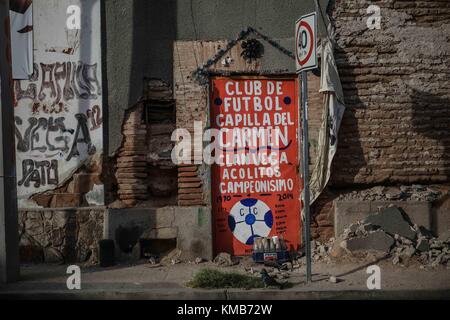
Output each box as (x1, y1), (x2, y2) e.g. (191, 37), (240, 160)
(1, 256), (448, 297)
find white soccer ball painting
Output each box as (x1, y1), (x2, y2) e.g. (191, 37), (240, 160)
(228, 198), (274, 245)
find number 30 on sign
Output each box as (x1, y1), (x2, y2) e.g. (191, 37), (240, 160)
(295, 12), (318, 73)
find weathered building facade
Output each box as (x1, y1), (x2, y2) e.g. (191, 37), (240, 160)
(8, 0), (450, 265)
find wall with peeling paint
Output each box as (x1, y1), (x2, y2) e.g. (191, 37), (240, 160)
(104, 0), (329, 155)
(14, 0), (104, 208)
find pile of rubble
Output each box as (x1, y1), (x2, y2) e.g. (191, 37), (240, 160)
(337, 185), (444, 202)
(324, 206), (450, 268)
(311, 240), (333, 265)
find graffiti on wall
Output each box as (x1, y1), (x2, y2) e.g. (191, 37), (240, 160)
(15, 61), (101, 110)
(14, 0), (103, 207)
(15, 97), (103, 198)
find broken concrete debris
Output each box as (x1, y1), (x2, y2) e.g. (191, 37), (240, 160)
(147, 248), (182, 266)
(194, 257), (204, 264)
(337, 185), (443, 202)
(317, 206), (450, 269)
(345, 230), (395, 253)
(213, 252), (239, 267)
(329, 276), (342, 284)
(310, 240), (333, 264)
(416, 239), (430, 253)
(364, 207), (417, 240)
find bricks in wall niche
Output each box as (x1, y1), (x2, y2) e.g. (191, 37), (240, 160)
(115, 103), (149, 206)
(179, 182), (202, 189)
(178, 177), (202, 183)
(178, 193), (203, 200)
(311, 190), (337, 241)
(329, 0), (450, 186)
(50, 193), (82, 208)
(177, 164), (204, 206)
(179, 199), (204, 206)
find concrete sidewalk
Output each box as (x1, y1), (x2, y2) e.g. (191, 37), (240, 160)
(0, 260), (449, 300)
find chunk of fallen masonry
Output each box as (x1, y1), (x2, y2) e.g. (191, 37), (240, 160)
(416, 226), (434, 239)
(344, 230), (394, 253)
(364, 207), (417, 241)
(416, 238), (430, 252)
(213, 252), (239, 267)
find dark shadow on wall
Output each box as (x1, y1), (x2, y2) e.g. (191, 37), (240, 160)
(100, 0), (109, 156)
(325, 0), (367, 188)
(410, 87), (450, 181)
(80, 0), (94, 113)
(129, 0), (177, 107)
(328, 46), (367, 188)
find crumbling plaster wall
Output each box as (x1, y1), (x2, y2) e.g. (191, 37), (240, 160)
(14, 0), (105, 208)
(104, 0), (328, 155)
(105, 0), (450, 243)
(310, 0), (450, 241)
(330, 0), (450, 186)
(173, 39), (313, 206)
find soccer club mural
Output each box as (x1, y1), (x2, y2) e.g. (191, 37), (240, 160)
(211, 77), (302, 256)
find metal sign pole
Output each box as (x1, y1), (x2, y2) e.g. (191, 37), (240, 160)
(296, 11), (316, 285)
(301, 71), (312, 283)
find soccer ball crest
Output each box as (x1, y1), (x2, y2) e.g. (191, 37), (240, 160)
(228, 198), (273, 245)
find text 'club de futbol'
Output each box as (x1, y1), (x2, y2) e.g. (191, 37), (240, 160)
(211, 78), (302, 256)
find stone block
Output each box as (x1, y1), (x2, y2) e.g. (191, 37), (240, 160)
(334, 200), (432, 237)
(173, 207), (213, 261)
(104, 206), (213, 262)
(344, 231), (395, 253)
(141, 227), (178, 240)
(416, 238), (430, 252)
(364, 207), (417, 240)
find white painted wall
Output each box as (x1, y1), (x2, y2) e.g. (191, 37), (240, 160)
(13, 0), (103, 207)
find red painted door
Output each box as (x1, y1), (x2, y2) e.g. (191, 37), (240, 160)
(210, 77), (302, 256)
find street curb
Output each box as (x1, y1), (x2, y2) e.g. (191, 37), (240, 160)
(1, 289), (449, 300)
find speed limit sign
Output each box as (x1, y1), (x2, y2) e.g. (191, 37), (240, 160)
(295, 12), (318, 73)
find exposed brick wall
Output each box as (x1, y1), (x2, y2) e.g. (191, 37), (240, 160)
(113, 79), (177, 208)
(174, 41), (264, 206)
(31, 156), (103, 208)
(306, 73), (324, 165)
(173, 40), (321, 207)
(173, 39), (331, 242)
(178, 164), (205, 206)
(330, 0), (450, 186)
(311, 189), (337, 242)
(115, 103), (149, 206)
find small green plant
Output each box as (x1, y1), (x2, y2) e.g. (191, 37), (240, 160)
(187, 269), (265, 289)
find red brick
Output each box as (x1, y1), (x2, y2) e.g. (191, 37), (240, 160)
(178, 187), (203, 194)
(50, 193), (82, 208)
(178, 199), (204, 206)
(178, 193), (203, 200)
